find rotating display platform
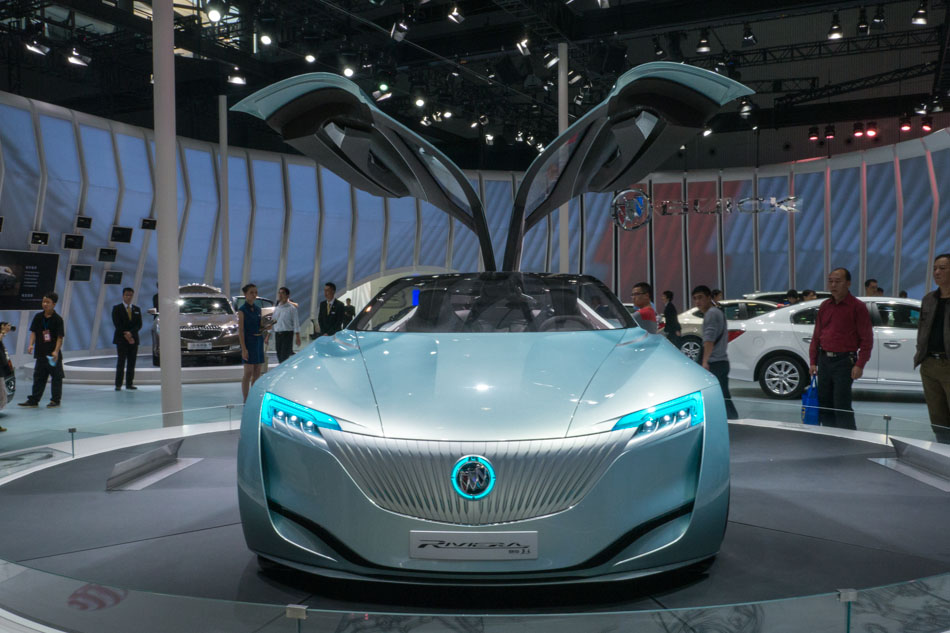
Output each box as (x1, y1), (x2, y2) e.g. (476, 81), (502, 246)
(0, 424), (949, 616)
(59, 353), (280, 385)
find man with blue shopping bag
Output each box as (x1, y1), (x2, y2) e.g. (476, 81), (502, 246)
(801, 376), (819, 424)
(808, 268), (873, 430)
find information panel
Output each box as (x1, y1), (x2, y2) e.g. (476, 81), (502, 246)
(0, 249), (60, 310)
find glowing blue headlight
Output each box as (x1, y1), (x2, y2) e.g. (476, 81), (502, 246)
(612, 392), (704, 434)
(260, 392), (340, 436)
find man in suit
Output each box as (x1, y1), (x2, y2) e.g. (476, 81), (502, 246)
(112, 287), (142, 390)
(318, 282), (346, 337)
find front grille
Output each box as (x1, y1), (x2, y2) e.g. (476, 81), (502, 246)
(321, 427), (636, 526)
(180, 326), (224, 341)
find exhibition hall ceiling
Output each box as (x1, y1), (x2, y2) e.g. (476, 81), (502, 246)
(0, 0), (946, 169)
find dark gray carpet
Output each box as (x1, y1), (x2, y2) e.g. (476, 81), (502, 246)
(0, 425), (948, 615)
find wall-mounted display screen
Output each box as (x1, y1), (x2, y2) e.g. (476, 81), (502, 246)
(104, 271), (123, 285)
(141, 218), (157, 230)
(30, 232), (49, 246)
(75, 216), (92, 229)
(63, 234), (84, 250)
(68, 265), (92, 282)
(97, 248), (117, 263)
(0, 249), (60, 310)
(110, 226), (133, 243)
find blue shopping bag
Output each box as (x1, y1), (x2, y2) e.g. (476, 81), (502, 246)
(801, 376), (819, 425)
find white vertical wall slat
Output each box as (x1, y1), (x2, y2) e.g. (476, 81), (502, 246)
(176, 140), (191, 257)
(925, 148), (940, 293)
(241, 152), (255, 288)
(892, 146), (904, 295)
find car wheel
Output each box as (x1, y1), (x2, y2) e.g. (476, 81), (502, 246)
(679, 336), (703, 362)
(758, 354), (807, 399)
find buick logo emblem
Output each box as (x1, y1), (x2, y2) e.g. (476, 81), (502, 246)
(451, 455), (495, 500)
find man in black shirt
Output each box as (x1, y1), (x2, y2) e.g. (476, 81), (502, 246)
(318, 282), (346, 336)
(661, 290), (681, 348)
(112, 287), (143, 390)
(915, 253), (950, 439)
(19, 291), (65, 408)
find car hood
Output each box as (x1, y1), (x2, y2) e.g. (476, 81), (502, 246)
(176, 314), (236, 326)
(262, 329), (716, 441)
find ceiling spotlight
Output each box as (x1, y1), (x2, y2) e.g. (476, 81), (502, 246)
(448, 6), (464, 23)
(915, 102), (929, 115)
(543, 51), (560, 68)
(67, 48), (90, 66)
(857, 8), (870, 35)
(390, 20), (409, 42)
(696, 29), (711, 54)
(516, 37), (530, 56)
(808, 126), (820, 141)
(227, 68), (246, 84)
(413, 97), (425, 107)
(912, 1), (928, 25)
(432, 111), (443, 123)
(827, 12), (843, 40)
(931, 98), (944, 113)
(865, 121), (878, 137)
(872, 4), (886, 26)
(479, 114), (489, 126)
(702, 127), (712, 137)
(526, 134), (535, 144)
(443, 110), (452, 118)
(372, 90), (392, 102)
(378, 80), (390, 92)
(574, 93), (584, 106)
(470, 120), (478, 128)
(568, 69), (583, 85)
(420, 116), (432, 127)
(25, 40), (50, 55)
(853, 122), (865, 137)
(260, 34), (272, 46)
(342, 66), (355, 77)
(305, 53), (316, 63)
(206, 0), (225, 22)
(485, 133), (495, 146)
(900, 116), (912, 131)
(922, 115), (934, 132)
(536, 142), (545, 151)
(515, 130), (524, 142)
(596, 0), (609, 7)
(824, 124), (836, 139)
(741, 24), (757, 47)
(653, 36), (665, 58)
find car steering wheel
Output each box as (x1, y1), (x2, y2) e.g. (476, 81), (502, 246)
(538, 315), (593, 332)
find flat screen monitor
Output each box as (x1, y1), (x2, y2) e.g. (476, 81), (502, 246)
(104, 271), (123, 285)
(0, 249), (60, 310)
(141, 218), (157, 230)
(63, 234), (84, 250)
(110, 226), (133, 243)
(97, 248), (117, 263)
(68, 265), (92, 282)
(30, 232), (49, 246)
(75, 216), (92, 229)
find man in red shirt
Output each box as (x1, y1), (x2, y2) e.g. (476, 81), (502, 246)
(631, 282), (657, 334)
(809, 267), (874, 429)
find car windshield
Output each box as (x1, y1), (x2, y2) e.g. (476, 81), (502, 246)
(352, 273), (635, 333)
(178, 297), (233, 315)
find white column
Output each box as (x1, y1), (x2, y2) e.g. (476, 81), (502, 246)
(218, 96), (230, 296)
(153, 0), (182, 426)
(557, 42), (569, 273)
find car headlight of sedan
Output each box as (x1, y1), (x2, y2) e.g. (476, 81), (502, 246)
(612, 392), (704, 441)
(260, 392), (341, 439)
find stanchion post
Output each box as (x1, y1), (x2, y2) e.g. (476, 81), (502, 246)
(883, 414), (891, 442)
(67, 427), (76, 458)
(286, 604), (307, 633)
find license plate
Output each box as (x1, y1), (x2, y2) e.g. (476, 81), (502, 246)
(186, 342), (212, 351)
(409, 531), (538, 560)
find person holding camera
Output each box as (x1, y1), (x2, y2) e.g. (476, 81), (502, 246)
(19, 291), (65, 408)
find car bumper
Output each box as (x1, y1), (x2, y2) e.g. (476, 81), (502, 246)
(237, 385), (729, 583)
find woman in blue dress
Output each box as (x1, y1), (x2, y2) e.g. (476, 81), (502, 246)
(238, 283), (270, 402)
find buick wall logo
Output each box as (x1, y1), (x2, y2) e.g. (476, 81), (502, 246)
(451, 455), (495, 500)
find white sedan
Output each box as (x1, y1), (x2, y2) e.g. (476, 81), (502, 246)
(728, 297), (923, 398)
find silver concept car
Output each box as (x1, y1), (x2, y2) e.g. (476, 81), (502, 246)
(235, 62), (750, 583)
